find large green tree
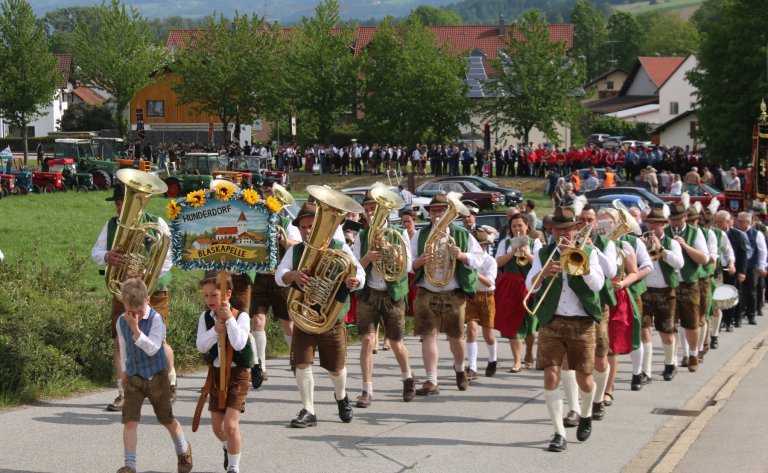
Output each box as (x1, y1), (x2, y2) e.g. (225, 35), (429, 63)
(171, 13), (280, 144)
(0, 0), (61, 165)
(282, 0), (362, 144)
(637, 12), (699, 56)
(406, 6), (462, 26)
(688, 0), (768, 162)
(41, 6), (98, 53)
(72, 0), (167, 138)
(570, 0), (608, 79)
(360, 18), (470, 145)
(606, 11), (643, 72)
(483, 9), (585, 146)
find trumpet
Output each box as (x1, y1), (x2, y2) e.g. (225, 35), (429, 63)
(671, 225), (683, 237)
(510, 232), (529, 266)
(522, 224), (592, 316)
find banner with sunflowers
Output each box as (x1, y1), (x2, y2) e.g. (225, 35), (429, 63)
(168, 182), (283, 272)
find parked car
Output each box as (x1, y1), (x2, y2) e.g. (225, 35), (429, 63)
(603, 136), (624, 149)
(586, 133), (610, 148)
(566, 168), (624, 191)
(588, 195), (651, 213)
(342, 185), (431, 222)
(660, 183), (725, 207)
(421, 176), (522, 206)
(415, 180), (503, 211)
(414, 212), (518, 255)
(583, 186), (665, 206)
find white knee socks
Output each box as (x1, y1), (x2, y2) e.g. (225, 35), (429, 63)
(329, 367), (348, 400)
(544, 389), (566, 436)
(561, 370), (579, 413)
(295, 367), (315, 414)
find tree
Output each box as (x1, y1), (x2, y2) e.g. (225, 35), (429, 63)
(282, 0), (362, 144)
(688, 0), (768, 161)
(60, 103), (115, 131)
(482, 9), (586, 146)
(570, 0), (608, 79)
(637, 12), (699, 56)
(0, 0), (62, 165)
(171, 13), (281, 144)
(360, 17), (470, 144)
(72, 0), (167, 138)
(42, 6), (98, 53)
(406, 6), (462, 26)
(606, 11), (643, 72)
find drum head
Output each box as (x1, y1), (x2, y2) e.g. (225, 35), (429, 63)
(713, 284), (739, 310)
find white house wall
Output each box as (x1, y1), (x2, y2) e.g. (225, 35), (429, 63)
(625, 68), (657, 96)
(657, 55), (698, 125)
(459, 118), (571, 149)
(27, 90), (68, 137)
(659, 116), (696, 149)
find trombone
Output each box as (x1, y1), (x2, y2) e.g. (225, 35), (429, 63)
(522, 224), (592, 316)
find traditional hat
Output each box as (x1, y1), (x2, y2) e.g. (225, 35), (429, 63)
(105, 183), (125, 202)
(425, 192), (450, 209)
(687, 201), (703, 221)
(551, 206), (579, 228)
(645, 204), (671, 222)
(473, 228), (492, 244)
(668, 201), (687, 220)
(361, 189), (376, 206)
(260, 176), (276, 188)
(291, 202), (317, 227)
(467, 205), (480, 215)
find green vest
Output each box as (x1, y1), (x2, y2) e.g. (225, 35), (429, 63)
(709, 227), (724, 275)
(532, 243), (603, 325)
(201, 310), (255, 369)
(666, 224), (707, 283)
(658, 235), (680, 288)
(359, 226), (409, 302)
(106, 213), (172, 291)
(291, 240), (350, 321)
(413, 223), (478, 297)
(501, 236), (536, 275)
(620, 234), (648, 298)
(593, 234), (617, 307)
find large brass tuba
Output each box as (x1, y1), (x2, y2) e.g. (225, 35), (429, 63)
(287, 185), (364, 334)
(369, 186), (408, 282)
(424, 192), (470, 287)
(105, 169), (170, 302)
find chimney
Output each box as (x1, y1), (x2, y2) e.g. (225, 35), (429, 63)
(498, 14), (505, 38)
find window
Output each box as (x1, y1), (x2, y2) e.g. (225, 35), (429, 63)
(606, 80), (614, 90)
(670, 102), (679, 115)
(146, 100), (164, 118)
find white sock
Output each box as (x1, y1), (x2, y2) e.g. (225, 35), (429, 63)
(363, 382), (373, 396)
(426, 372), (438, 384)
(329, 367), (347, 400)
(454, 362), (465, 373)
(117, 377), (124, 397)
(284, 333), (292, 347)
(227, 453), (241, 470)
(593, 366), (610, 402)
(631, 346), (643, 375)
(487, 342), (497, 362)
(168, 367), (177, 386)
(252, 331), (267, 368)
(678, 327), (689, 362)
(466, 342), (478, 371)
(698, 324), (707, 351)
(561, 370), (579, 413)
(663, 342), (675, 365)
(402, 368), (412, 381)
(642, 342), (653, 375)
(580, 386), (596, 418)
(689, 347), (698, 357)
(295, 366), (314, 414)
(544, 389), (566, 437)
(711, 313), (722, 337)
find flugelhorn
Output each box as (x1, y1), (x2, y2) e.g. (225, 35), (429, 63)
(369, 185), (408, 282)
(270, 182), (296, 250)
(287, 185), (363, 334)
(105, 169), (170, 302)
(424, 192), (469, 287)
(510, 232), (530, 266)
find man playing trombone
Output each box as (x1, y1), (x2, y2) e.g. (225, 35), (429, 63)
(525, 204), (604, 452)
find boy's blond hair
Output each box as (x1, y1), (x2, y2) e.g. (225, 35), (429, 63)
(200, 271), (233, 290)
(122, 278), (148, 308)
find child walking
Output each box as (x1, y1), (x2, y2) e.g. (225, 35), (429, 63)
(115, 278), (192, 473)
(196, 272), (252, 473)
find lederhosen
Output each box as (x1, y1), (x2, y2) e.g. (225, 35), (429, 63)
(642, 235), (679, 334)
(665, 225), (706, 330)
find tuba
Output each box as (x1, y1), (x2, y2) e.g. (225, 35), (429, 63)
(105, 169), (170, 302)
(287, 185), (363, 334)
(369, 186), (408, 282)
(424, 192), (470, 287)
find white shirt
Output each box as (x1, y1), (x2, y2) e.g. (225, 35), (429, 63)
(754, 229), (767, 271)
(275, 241), (365, 289)
(525, 245), (604, 317)
(410, 225), (484, 292)
(399, 189), (414, 206)
(496, 236), (543, 266)
(352, 224), (412, 291)
(595, 238), (618, 279)
(717, 228), (735, 267)
(633, 237), (653, 272)
(117, 305), (165, 377)
(645, 238), (685, 289)
(196, 309), (250, 368)
(476, 252), (498, 292)
(92, 216), (173, 279)
(706, 228), (719, 266)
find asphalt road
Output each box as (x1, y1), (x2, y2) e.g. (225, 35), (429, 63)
(1, 320), (766, 473)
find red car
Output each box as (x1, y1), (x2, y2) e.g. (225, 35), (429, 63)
(416, 180), (503, 210)
(660, 183), (725, 207)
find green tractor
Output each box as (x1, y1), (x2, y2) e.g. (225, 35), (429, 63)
(162, 153), (226, 198)
(53, 138), (115, 190)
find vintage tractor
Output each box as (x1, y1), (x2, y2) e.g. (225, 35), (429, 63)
(53, 138), (115, 190)
(0, 172), (15, 197)
(46, 158), (95, 192)
(91, 137), (153, 172)
(228, 155), (290, 189)
(162, 153), (224, 198)
(3, 155), (58, 194)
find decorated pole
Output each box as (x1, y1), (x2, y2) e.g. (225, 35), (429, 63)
(218, 257), (228, 410)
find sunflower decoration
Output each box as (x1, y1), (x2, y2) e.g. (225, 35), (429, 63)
(215, 182), (236, 201)
(167, 199), (181, 220)
(185, 189), (206, 208)
(242, 188), (260, 206)
(266, 195), (283, 213)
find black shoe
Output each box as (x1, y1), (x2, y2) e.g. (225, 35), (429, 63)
(631, 374), (643, 391)
(290, 409), (317, 428)
(563, 410), (580, 427)
(710, 336), (719, 349)
(592, 401), (606, 420)
(485, 361), (497, 377)
(223, 447), (228, 470)
(662, 364), (677, 381)
(726, 325), (734, 332)
(251, 364), (264, 390)
(641, 372), (652, 384)
(576, 416), (592, 441)
(734, 319), (742, 328)
(336, 395), (353, 423)
(548, 433), (567, 452)
(748, 318), (757, 325)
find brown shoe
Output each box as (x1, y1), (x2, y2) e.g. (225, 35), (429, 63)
(117, 467), (136, 473)
(688, 355), (699, 372)
(563, 409), (581, 427)
(107, 394), (124, 412)
(698, 353), (704, 363)
(403, 377), (416, 402)
(456, 370), (469, 391)
(681, 356), (689, 367)
(465, 368), (478, 380)
(592, 402), (606, 420)
(415, 380), (440, 396)
(177, 442), (192, 473)
(356, 391), (372, 408)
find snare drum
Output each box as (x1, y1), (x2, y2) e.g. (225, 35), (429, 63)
(713, 284), (739, 310)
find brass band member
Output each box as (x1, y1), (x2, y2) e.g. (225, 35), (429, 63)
(275, 203), (365, 427)
(711, 210), (737, 347)
(526, 205), (604, 452)
(352, 191), (415, 407)
(410, 193), (484, 395)
(464, 227), (499, 379)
